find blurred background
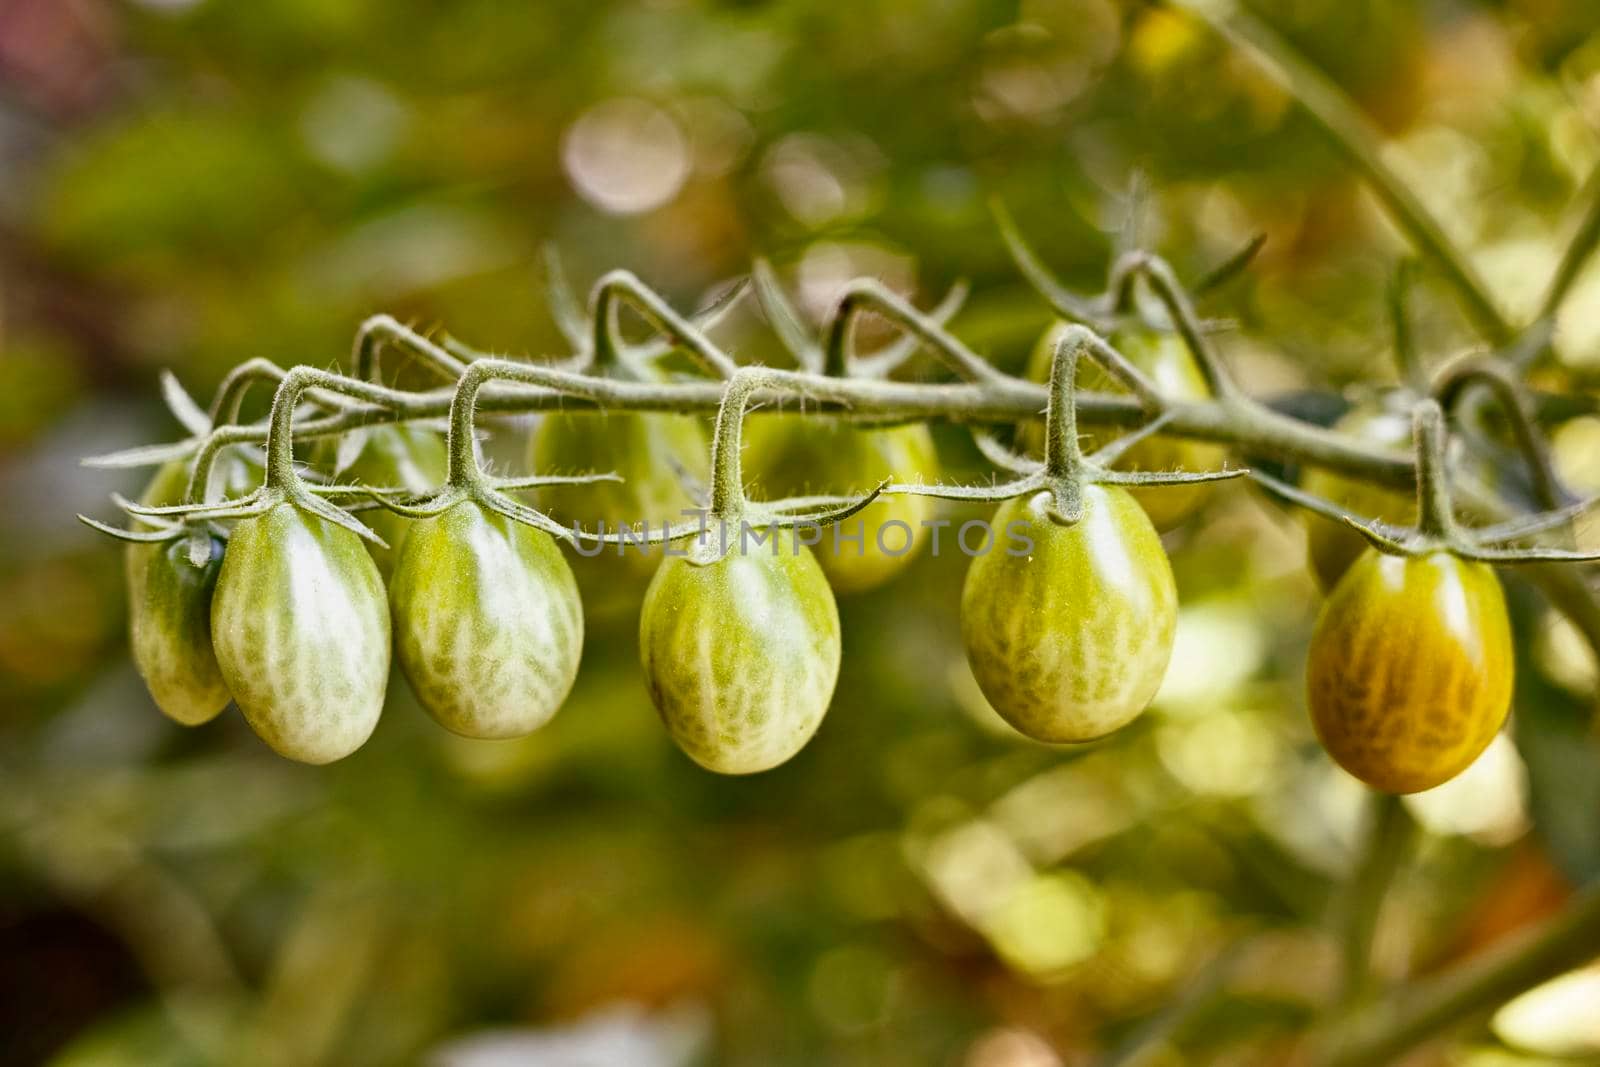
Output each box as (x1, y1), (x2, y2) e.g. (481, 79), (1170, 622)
(5, 0), (1600, 1063)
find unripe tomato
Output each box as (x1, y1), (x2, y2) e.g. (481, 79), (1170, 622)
(746, 417), (938, 594)
(316, 425), (447, 579)
(962, 486), (1177, 742)
(390, 500), (583, 739)
(1021, 321), (1224, 529)
(531, 412), (707, 586)
(129, 535), (230, 726)
(125, 455), (260, 724)
(1301, 405), (1414, 591)
(1307, 549), (1512, 794)
(639, 534), (840, 774)
(211, 501), (391, 764)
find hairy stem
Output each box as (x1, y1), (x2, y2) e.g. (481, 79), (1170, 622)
(1434, 358), (1566, 511)
(1412, 400), (1456, 540)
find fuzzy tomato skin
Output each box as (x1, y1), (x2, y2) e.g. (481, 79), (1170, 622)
(211, 501), (390, 764)
(531, 411), (707, 580)
(639, 535), (840, 774)
(746, 418), (938, 594)
(319, 426), (448, 579)
(1307, 549), (1513, 794)
(1301, 406), (1415, 592)
(961, 486), (1177, 742)
(130, 535), (230, 726)
(390, 501), (583, 739)
(1022, 322), (1224, 529)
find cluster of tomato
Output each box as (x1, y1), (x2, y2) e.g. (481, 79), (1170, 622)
(124, 321), (1516, 795)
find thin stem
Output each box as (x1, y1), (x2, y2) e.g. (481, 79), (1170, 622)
(588, 270), (737, 378)
(1433, 357), (1566, 511)
(205, 358), (359, 429)
(1388, 260), (1425, 392)
(1339, 794), (1413, 1006)
(1539, 163), (1600, 326)
(1169, 0), (1514, 346)
(1313, 882), (1600, 1067)
(263, 369), (417, 491)
(147, 371), (1422, 497)
(352, 314), (467, 385)
(1412, 399), (1456, 540)
(708, 367), (795, 521)
(824, 280), (1002, 382)
(1044, 328), (1087, 481)
(1109, 251), (1236, 397)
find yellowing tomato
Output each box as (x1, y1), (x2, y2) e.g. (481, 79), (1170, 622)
(1307, 549), (1513, 794)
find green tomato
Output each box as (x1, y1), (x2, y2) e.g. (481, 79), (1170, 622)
(1308, 549), (1512, 793)
(1301, 404), (1415, 592)
(211, 501), (390, 764)
(1021, 321), (1224, 529)
(125, 454), (260, 724)
(962, 486), (1177, 742)
(315, 425), (447, 579)
(639, 533), (840, 774)
(129, 535), (229, 726)
(390, 500), (583, 739)
(746, 416), (938, 594)
(531, 412), (708, 601)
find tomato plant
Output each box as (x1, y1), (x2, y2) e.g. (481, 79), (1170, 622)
(390, 499), (583, 739)
(1307, 547), (1513, 793)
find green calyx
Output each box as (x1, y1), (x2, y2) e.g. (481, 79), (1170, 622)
(886, 324), (1244, 525)
(1256, 399), (1600, 568)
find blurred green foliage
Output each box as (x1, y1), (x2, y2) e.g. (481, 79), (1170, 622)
(5, 0), (1600, 1064)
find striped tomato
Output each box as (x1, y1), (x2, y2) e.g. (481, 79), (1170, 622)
(639, 533), (840, 774)
(390, 501), (583, 739)
(1307, 548), (1512, 793)
(211, 501), (391, 764)
(961, 485), (1177, 742)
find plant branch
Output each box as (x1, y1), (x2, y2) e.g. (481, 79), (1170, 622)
(1312, 882), (1600, 1067)
(1167, 0), (1514, 346)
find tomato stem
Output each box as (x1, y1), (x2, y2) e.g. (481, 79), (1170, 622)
(588, 270), (738, 379)
(1412, 400), (1456, 541)
(824, 280), (998, 383)
(1432, 356), (1567, 512)
(352, 314), (467, 386)
(1107, 250), (1237, 400)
